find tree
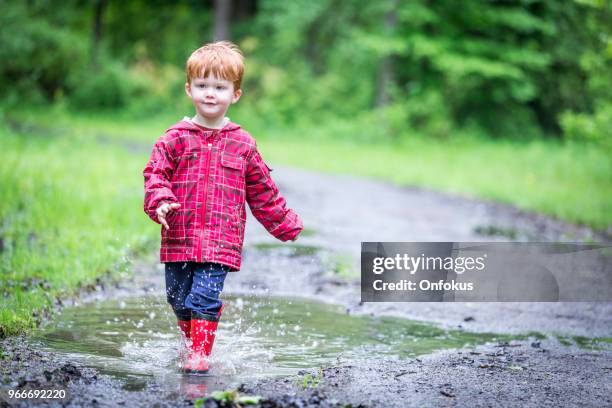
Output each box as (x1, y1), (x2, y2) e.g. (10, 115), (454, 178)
(91, 0), (108, 68)
(214, 0), (231, 40)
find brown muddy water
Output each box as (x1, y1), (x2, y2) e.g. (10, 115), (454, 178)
(28, 294), (515, 396)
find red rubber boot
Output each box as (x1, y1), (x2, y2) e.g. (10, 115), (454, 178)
(183, 305), (224, 374)
(177, 320), (191, 339)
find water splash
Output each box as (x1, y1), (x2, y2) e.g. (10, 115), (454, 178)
(31, 293), (516, 394)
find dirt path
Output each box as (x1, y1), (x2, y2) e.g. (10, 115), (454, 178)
(1, 166), (610, 407)
(235, 166), (612, 336)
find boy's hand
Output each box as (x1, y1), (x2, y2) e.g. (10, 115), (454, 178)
(156, 203), (181, 230)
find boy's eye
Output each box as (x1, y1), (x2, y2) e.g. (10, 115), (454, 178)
(216, 86), (225, 90)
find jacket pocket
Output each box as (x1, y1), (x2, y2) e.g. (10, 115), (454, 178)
(220, 153), (244, 171)
(219, 153), (246, 206)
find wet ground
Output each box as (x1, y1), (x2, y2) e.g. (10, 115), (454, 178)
(1, 166), (611, 407)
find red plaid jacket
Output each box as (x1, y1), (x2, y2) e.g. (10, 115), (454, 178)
(143, 118), (303, 270)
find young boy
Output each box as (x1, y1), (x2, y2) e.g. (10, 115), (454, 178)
(143, 41), (303, 374)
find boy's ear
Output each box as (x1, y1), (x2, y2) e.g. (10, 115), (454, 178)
(185, 82), (192, 98)
(232, 89), (242, 104)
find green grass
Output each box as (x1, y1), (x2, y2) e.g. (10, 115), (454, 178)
(556, 335), (612, 350)
(258, 134), (611, 231)
(0, 122), (156, 337)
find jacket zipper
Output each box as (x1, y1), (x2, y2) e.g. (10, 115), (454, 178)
(197, 142), (213, 262)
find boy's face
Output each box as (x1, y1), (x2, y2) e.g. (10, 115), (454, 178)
(185, 75), (242, 121)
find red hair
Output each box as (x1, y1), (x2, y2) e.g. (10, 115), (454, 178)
(186, 41), (244, 90)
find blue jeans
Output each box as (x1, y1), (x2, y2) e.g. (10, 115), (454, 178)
(165, 262), (229, 321)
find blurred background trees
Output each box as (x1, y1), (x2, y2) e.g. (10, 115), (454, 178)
(0, 0), (610, 143)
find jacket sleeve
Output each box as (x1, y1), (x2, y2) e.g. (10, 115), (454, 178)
(245, 148), (303, 241)
(143, 139), (178, 224)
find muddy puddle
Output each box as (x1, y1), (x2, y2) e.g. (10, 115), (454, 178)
(25, 293), (518, 398)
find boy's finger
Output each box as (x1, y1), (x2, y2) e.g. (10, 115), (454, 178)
(160, 217), (169, 230)
(170, 203), (181, 209)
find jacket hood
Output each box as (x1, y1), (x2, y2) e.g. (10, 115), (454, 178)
(166, 117), (241, 133)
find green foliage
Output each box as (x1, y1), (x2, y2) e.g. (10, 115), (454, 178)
(231, 0), (610, 139)
(300, 368), (323, 389)
(557, 0), (612, 144)
(103, 0), (212, 66)
(1, 0), (610, 141)
(560, 103), (612, 145)
(0, 1), (88, 104)
(209, 390), (238, 404)
(69, 62), (136, 109)
(205, 390), (262, 405)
